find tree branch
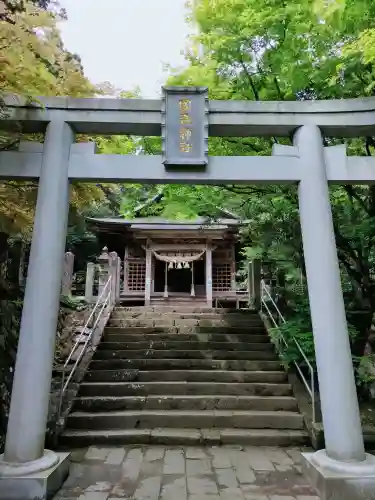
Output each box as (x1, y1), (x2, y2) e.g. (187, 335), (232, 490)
(238, 55), (260, 101)
(273, 76), (283, 100)
(221, 137), (265, 154)
(223, 185), (270, 196)
(343, 185), (369, 215)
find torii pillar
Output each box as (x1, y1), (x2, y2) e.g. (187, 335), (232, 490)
(283, 125), (375, 500)
(0, 122), (72, 499)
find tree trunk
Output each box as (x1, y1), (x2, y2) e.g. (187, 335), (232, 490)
(0, 233), (9, 298)
(347, 310), (373, 358)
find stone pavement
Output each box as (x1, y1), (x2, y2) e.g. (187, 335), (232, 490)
(53, 445), (320, 500)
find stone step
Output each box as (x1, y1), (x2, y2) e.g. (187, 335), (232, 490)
(66, 409), (304, 430)
(104, 333), (270, 343)
(109, 312), (263, 319)
(104, 326), (267, 335)
(62, 302), (307, 449)
(97, 341), (274, 352)
(111, 312), (262, 321)
(85, 369), (287, 383)
(116, 306), (257, 310)
(60, 427), (309, 447)
(108, 319), (265, 328)
(74, 395), (298, 412)
(79, 381), (292, 397)
(93, 349), (277, 361)
(113, 307), (257, 312)
(115, 307), (258, 314)
(89, 358), (282, 371)
(149, 298), (208, 303)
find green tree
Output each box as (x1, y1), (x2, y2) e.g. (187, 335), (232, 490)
(162, 0), (375, 360)
(0, 1), (120, 235)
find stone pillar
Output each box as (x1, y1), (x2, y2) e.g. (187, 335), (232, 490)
(116, 256), (121, 301)
(164, 262), (168, 298)
(85, 262), (95, 303)
(206, 242), (213, 307)
(123, 246), (129, 293)
(97, 247), (110, 299)
(109, 252), (119, 304)
(296, 125), (365, 463)
(61, 251), (74, 296)
(231, 245), (236, 291)
(1, 121), (73, 468)
(191, 262), (195, 297)
(152, 258), (156, 293)
(248, 261), (253, 303)
(145, 243), (152, 306)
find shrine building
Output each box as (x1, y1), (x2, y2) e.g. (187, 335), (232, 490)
(86, 214), (248, 308)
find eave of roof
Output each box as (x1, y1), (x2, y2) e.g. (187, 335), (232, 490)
(85, 216), (246, 231)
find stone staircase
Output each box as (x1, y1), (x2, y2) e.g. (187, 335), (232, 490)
(61, 307), (309, 447)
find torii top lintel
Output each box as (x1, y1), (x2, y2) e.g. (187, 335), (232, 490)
(2, 87), (375, 138)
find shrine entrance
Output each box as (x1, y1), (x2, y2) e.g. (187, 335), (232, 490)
(1, 88), (375, 500)
(154, 257), (205, 295)
(149, 244), (209, 303)
(156, 264), (191, 294)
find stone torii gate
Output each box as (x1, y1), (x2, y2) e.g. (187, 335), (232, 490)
(1, 88), (375, 499)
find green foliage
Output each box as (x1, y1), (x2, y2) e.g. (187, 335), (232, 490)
(354, 355), (375, 391)
(120, 184), (230, 220)
(160, 0), (375, 373)
(60, 295), (87, 311)
(0, 3), (95, 100)
(268, 295), (315, 369)
(267, 288), (375, 392)
(270, 323), (315, 369)
(0, 1), (113, 236)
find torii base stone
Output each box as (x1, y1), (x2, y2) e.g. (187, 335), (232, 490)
(0, 452), (70, 500)
(302, 450), (375, 500)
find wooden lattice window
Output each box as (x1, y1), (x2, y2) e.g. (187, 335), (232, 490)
(213, 249), (231, 261)
(128, 261), (146, 291)
(213, 263), (232, 291)
(129, 246), (145, 258)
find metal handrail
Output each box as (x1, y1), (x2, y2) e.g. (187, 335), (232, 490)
(57, 275), (113, 419)
(260, 279), (316, 425)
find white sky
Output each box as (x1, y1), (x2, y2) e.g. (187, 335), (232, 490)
(59, 0), (190, 98)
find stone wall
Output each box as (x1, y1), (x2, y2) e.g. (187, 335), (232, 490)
(0, 299), (21, 452)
